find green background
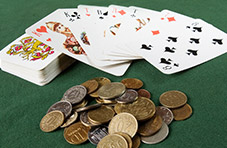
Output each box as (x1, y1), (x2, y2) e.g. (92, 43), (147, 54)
(0, 0), (226, 148)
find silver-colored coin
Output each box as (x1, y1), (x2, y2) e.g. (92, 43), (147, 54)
(47, 100), (72, 118)
(63, 85), (87, 104)
(80, 112), (101, 127)
(141, 122), (169, 144)
(156, 106), (174, 125)
(116, 89), (138, 103)
(75, 103), (103, 113)
(88, 125), (108, 145)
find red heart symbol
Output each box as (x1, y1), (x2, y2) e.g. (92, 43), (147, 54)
(86, 14), (90, 16)
(36, 26), (47, 33)
(46, 38), (51, 41)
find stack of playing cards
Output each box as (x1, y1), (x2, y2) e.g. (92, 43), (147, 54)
(1, 5), (226, 85)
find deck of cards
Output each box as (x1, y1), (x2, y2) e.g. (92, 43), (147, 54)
(0, 5), (226, 86)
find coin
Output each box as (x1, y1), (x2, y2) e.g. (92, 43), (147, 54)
(90, 77), (111, 98)
(108, 112), (138, 137)
(87, 105), (115, 124)
(40, 110), (64, 132)
(64, 122), (90, 144)
(171, 103), (192, 120)
(80, 112), (101, 127)
(95, 97), (117, 104)
(47, 100), (72, 118)
(72, 99), (88, 110)
(156, 106), (174, 125)
(98, 82), (126, 100)
(97, 134), (128, 148)
(88, 125), (108, 145)
(132, 135), (141, 148)
(114, 97), (156, 121)
(116, 132), (133, 148)
(116, 89), (138, 104)
(121, 78), (143, 89)
(81, 79), (99, 94)
(75, 103), (103, 113)
(138, 114), (163, 136)
(137, 89), (151, 98)
(60, 111), (78, 128)
(141, 122), (169, 144)
(159, 90), (187, 108)
(63, 85), (87, 104)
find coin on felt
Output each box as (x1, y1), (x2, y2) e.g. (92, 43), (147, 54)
(60, 111), (78, 128)
(75, 103), (103, 113)
(88, 125), (108, 145)
(132, 135), (141, 148)
(81, 79), (99, 94)
(47, 100), (72, 118)
(137, 89), (151, 98)
(64, 122), (90, 144)
(116, 89), (138, 104)
(97, 134), (128, 148)
(63, 85), (87, 104)
(115, 132), (132, 148)
(156, 106), (174, 125)
(40, 110), (64, 132)
(114, 97), (156, 121)
(141, 122), (169, 144)
(87, 105), (115, 124)
(98, 82), (126, 100)
(171, 103), (192, 120)
(80, 112), (101, 127)
(159, 90), (187, 108)
(90, 77), (111, 98)
(108, 112), (138, 137)
(121, 78), (143, 89)
(138, 114), (163, 136)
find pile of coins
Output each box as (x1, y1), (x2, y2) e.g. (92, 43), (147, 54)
(40, 77), (193, 147)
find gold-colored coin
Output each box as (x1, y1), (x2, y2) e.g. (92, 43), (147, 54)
(60, 111), (78, 128)
(97, 82), (126, 100)
(81, 79), (99, 94)
(132, 134), (141, 148)
(87, 105), (115, 124)
(121, 78), (143, 89)
(159, 90), (187, 108)
(171, 103), (192, 120)
(40, 110), (64, 132)
(138, 114), (163, 136)
(64, 122), (90, 144)
(90, 77), (111, 98)
(95, 97), (117, 104)
(97, 134), (128, 148)
(108, 112), (138, 137)
(115, 132), (132, 148)
(72, 99), (88, 110)
(114, 97), (156, 121)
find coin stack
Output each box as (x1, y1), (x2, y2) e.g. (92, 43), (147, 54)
(40, 77), (193, 148)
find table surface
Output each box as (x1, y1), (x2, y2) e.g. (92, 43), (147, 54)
(0, 0), (226, 148)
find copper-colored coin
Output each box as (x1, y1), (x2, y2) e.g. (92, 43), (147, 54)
(64, 122), (90, 144)
(159, 90), (187, 108)
(132, 135), (141, 148)
(116, 132), (132, 148)
(137, 89), (151, 98)
(96, 97), (117, 104)
(72, 99), (88, 110)
(75, 103), (103, 113)
(63, 85), (87, 104)
(171, 104), (192, 120)
(156, 106), (174, 125)
(116, 89), (138, 104)
(108, 112), (138, 137)
(114, 97), (156, 121)
(97, 82), (126, 100)
(81, 79), (99, 94)
(88, 105), (115, 124)
(40, 110), (64, 132)
(80, 112), (101, 127)
(47, 100), (72, 118)
(97, 134), (128, 148)
(60, 111), (78, 128)
(138, 114), (163, 136)
(90, 77), (111, 98)
(121, 78), (143, 89)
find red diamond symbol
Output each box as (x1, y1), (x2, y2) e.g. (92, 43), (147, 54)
(151, 30), (160, 35)
(167, 17), (176, 22)
(118, 10), (126, 15)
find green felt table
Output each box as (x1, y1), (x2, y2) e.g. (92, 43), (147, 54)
(0, 0), (226, 148)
